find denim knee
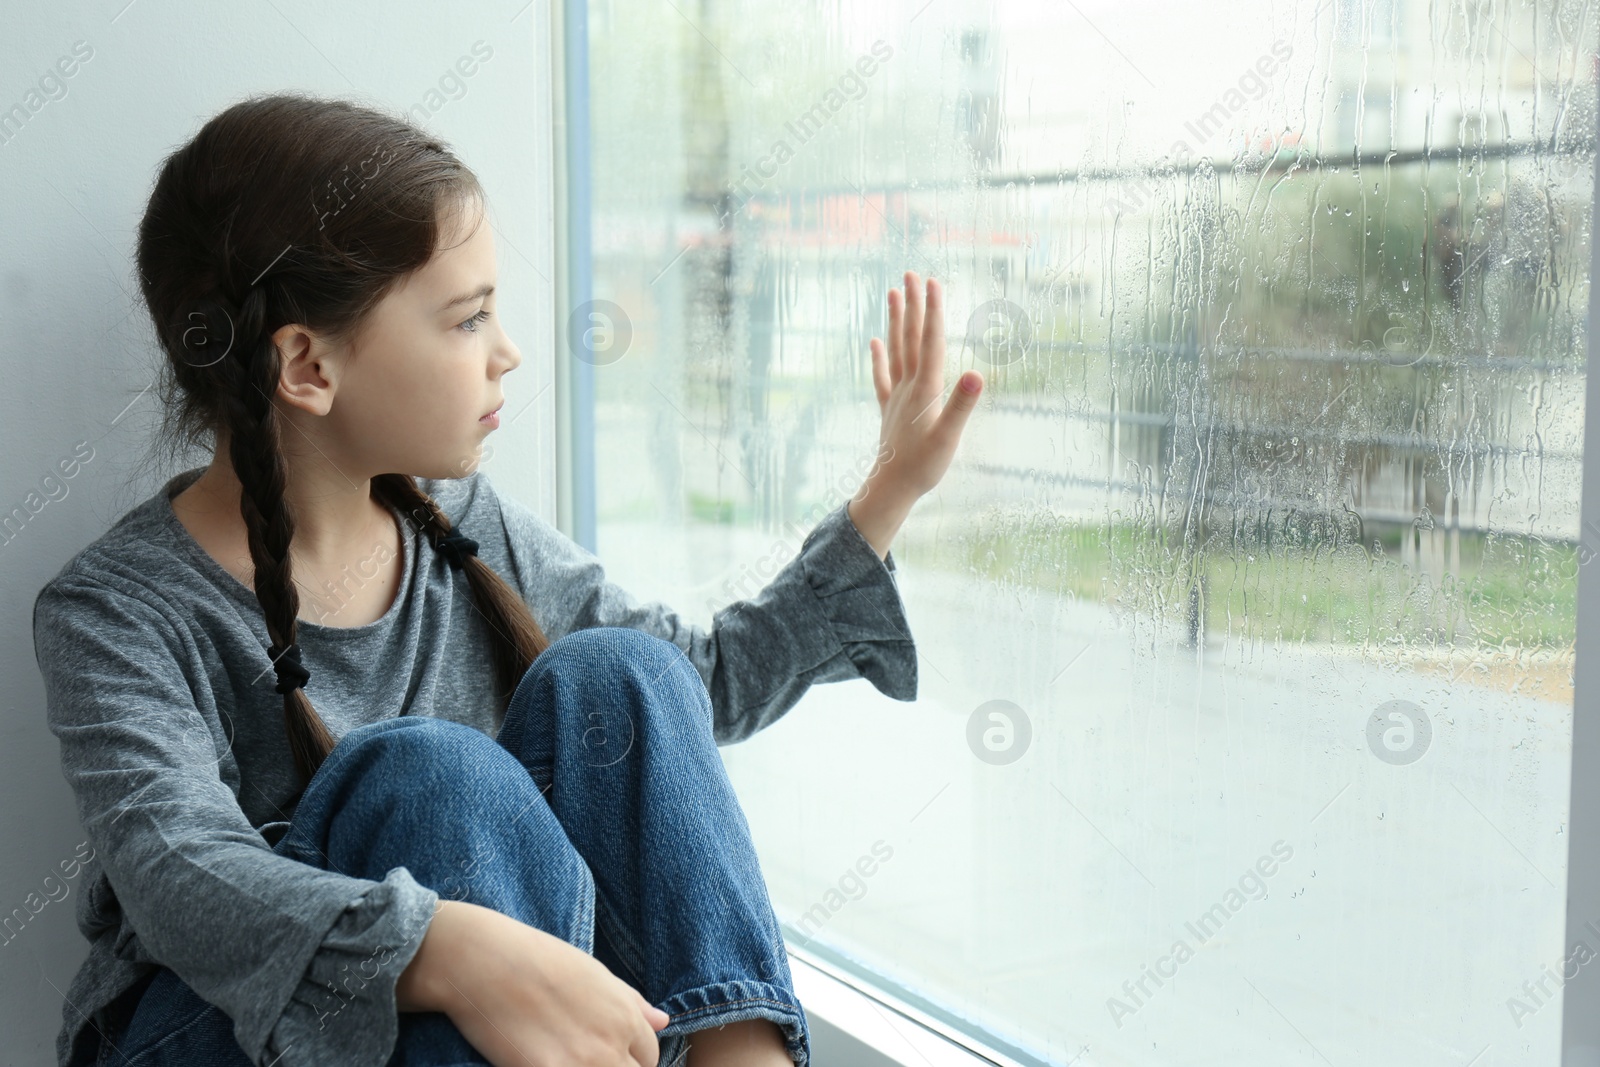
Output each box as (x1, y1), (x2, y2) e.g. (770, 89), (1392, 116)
(335, 716), (539, 810)
(524, 627), (707, 718)
(332, 715), (495, 779)
(500, 627), (708, 758)
(285, 715), (540, 863)
(536, 626), (687, 680)
(281, 714), (597, 952)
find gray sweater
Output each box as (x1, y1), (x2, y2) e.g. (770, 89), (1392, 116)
(31, 466), (917, 1067)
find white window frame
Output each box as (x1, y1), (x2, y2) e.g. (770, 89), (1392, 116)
(1562, 87), (1600, 1067)
(788, 943), (1042, 1067)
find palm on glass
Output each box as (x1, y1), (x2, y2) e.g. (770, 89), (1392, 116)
(864, 271), (984, 502)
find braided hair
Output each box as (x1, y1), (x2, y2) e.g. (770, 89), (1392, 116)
(136, 93), (551, 785)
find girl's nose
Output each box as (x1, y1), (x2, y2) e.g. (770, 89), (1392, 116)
(498, 335), (522, 375)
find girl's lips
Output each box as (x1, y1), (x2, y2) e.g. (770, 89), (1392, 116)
(479, 407), (500, 427)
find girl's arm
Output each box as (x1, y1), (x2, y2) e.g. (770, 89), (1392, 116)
(396, 898), (668, 1065)
(487, 476), (918, 746)
(35, 575), (437, 1067)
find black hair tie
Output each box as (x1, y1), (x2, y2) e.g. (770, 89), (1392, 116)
(271, 642), (311, 694)
(435, 529), (479, 571)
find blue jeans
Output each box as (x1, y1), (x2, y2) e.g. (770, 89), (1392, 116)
(110, 627), (810, 1067)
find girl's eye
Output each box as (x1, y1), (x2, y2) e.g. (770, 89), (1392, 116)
(459, 309), (492, 333)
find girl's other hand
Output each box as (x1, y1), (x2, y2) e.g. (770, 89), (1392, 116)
(398, 899), (670, 1066)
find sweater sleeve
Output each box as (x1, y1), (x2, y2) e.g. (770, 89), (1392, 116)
(489, 480), (919, 744)
(33, 575), (440, 1067)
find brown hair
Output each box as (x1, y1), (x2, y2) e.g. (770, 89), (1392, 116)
(136, 92), (550, 785)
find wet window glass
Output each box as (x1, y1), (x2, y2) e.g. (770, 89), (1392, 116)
(579, 0), (1595, 1059)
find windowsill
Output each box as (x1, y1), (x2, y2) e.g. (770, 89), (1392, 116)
(785, 942), (1037, 1067)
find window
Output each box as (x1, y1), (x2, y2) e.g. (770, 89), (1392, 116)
(566, 0), (1594, 1060)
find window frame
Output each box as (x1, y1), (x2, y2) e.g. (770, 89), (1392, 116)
(789, 944), (1037, 1067)
(1561, 89), (1600, 1066)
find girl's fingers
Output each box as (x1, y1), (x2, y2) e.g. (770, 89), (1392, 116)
(903, 271), (924, 379)
(886, 286), (904, 382)
(633, 987), (669, 1028)
(869, 337), (892, 412)
(921, 278), (945, 383)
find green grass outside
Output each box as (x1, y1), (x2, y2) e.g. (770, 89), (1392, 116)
(895, 506), (1580, 652)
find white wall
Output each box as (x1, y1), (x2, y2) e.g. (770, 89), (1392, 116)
(0, 4), (557, 1060)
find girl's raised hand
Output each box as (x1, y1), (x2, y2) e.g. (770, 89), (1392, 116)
(866, 272), (984, 502)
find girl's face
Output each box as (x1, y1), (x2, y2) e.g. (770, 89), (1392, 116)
(296, 198), (522, 482)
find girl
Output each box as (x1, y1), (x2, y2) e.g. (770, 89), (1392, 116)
(32, 92), (982, 1067)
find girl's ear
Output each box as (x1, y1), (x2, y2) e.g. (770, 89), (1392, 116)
(272, 324), (341, 417)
